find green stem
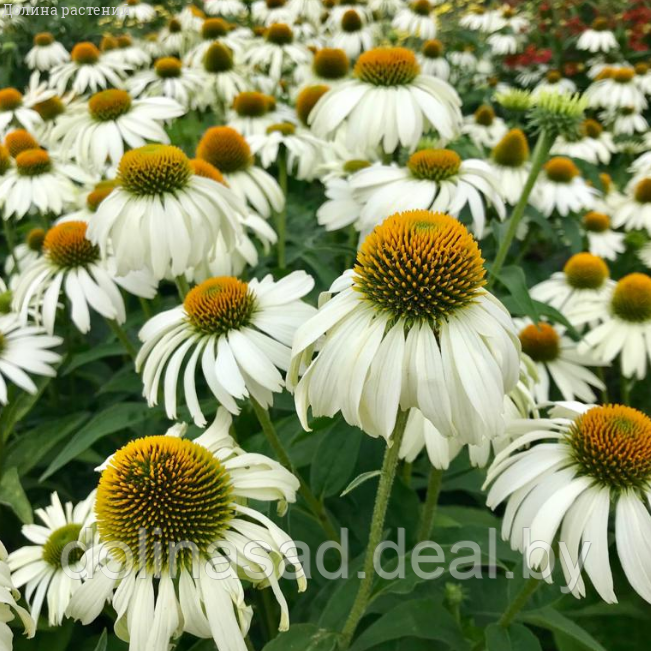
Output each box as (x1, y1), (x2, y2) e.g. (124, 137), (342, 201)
(250, 398), (340, 542)
(401, 461), (412, 487)
(106, 319), (138, 360)
(498, 576), (541, 628)
(2, 218), (19, 274)
(245, 636), (256, 651)
(340, 410), (409, 648)
(275, 149), (288, 270)
(596, 366), (609, 403)
(488, 130), (554, 288)
(139, 297), (152, 320)
(416, 467), (444, 543)
(175, 275), (191, 301)
(620, 360), (632, 405)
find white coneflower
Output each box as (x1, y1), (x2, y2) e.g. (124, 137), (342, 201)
(487, 128), (531, 205)
(49, 42), (129, 95)
(487, 32), (520, 55)
(295, 47), (351, 89)
(485, 401), (651, 605)
(87, 144), (245, 280)
(531, 70), (577, 98)
(552, 118), (616, 165)
(7, 491), (95, 628)
(184, 17), (247, 67)
(577, 17), (618, 53)
(0, 87), (44, 136)
(137, 271), (314, 423)
(31, 93), (75, 147)
(103, 34), (151, 69)
(582, 211), (625, 261)
(348, 148), (505, 238)
(586, 67), (647, 112)
(459, 6), (499, 32)
(52, 89), (184, 172)
(612, 176), (651, 235)
(330, 9), (376, 61)
(310, 47), (462, 154)
(117, 0), (157, 23)
(248, 122), (323, 181)
(288, 0), (322, 22)
(531, 252), (614, 328)
(158, 17), (198, 56)
(56, 179), (117, 225)
(634, 62), (651, 95)
(0, 148), (92, 220)
(226, 91), (279, 136)
(531, 157), (599, 217)
(288, 210), (520, 444)
(0, 311), (61, 404)
(192, 42), (249, 111)
(0, 541), (35, 647)
(128, 56), (205, 109)
(196, 126), (284, 219)
(2, 128), (39, 159)
(515, 319), (605, 403)
(25, 32), (70, 71)
(3, 226), (45, 275)
(417, 39), (450, 80)
(594, 172), (626, 214)
(67, 413), (305, 651)
(462, 104), (508, 150)
(204, 0), (247, 17)
(602, 106), (649, 136)
(13, 221), (157, 334)
(580, 272), (651, 379)
(252, 0), (293, 25)
(244, 23), (311, 82)
(316, 166), (365, 231)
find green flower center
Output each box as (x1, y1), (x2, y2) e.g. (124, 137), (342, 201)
(42, 524), (84, 568)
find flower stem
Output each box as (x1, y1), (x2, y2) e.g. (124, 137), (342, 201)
(488, 129), (554, 288)
(175, 275), (191, 301)
(498, 576), (541, 628)
(275, 149), (288, 270)
(139, 297), (152, 320)
(250, 398), (340, 542)
(416, 467), (444, 543)
(340, 410), (409, 648)
(106, 319), (138, 360)
(620, 360), (632, 405)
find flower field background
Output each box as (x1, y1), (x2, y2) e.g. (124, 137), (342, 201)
(0, 0), (651, 650)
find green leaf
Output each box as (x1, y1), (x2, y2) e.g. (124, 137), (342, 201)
(93, 629), (108, 651)
(5, 412), (90, 474)
(0, 467), (33, 524)
(61, 342), (125, 376)
(486, 623), (542, 651)
(262, 624), (338, 650)
(532, 301), (581, 340)
(41, 402), (152, 480)
(349, 598), (470, 651)
(520, 608), (607, 651)
(311, 423), (362, 498)
(341, 470), (381, 497)
(497, 266), (538, 322)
